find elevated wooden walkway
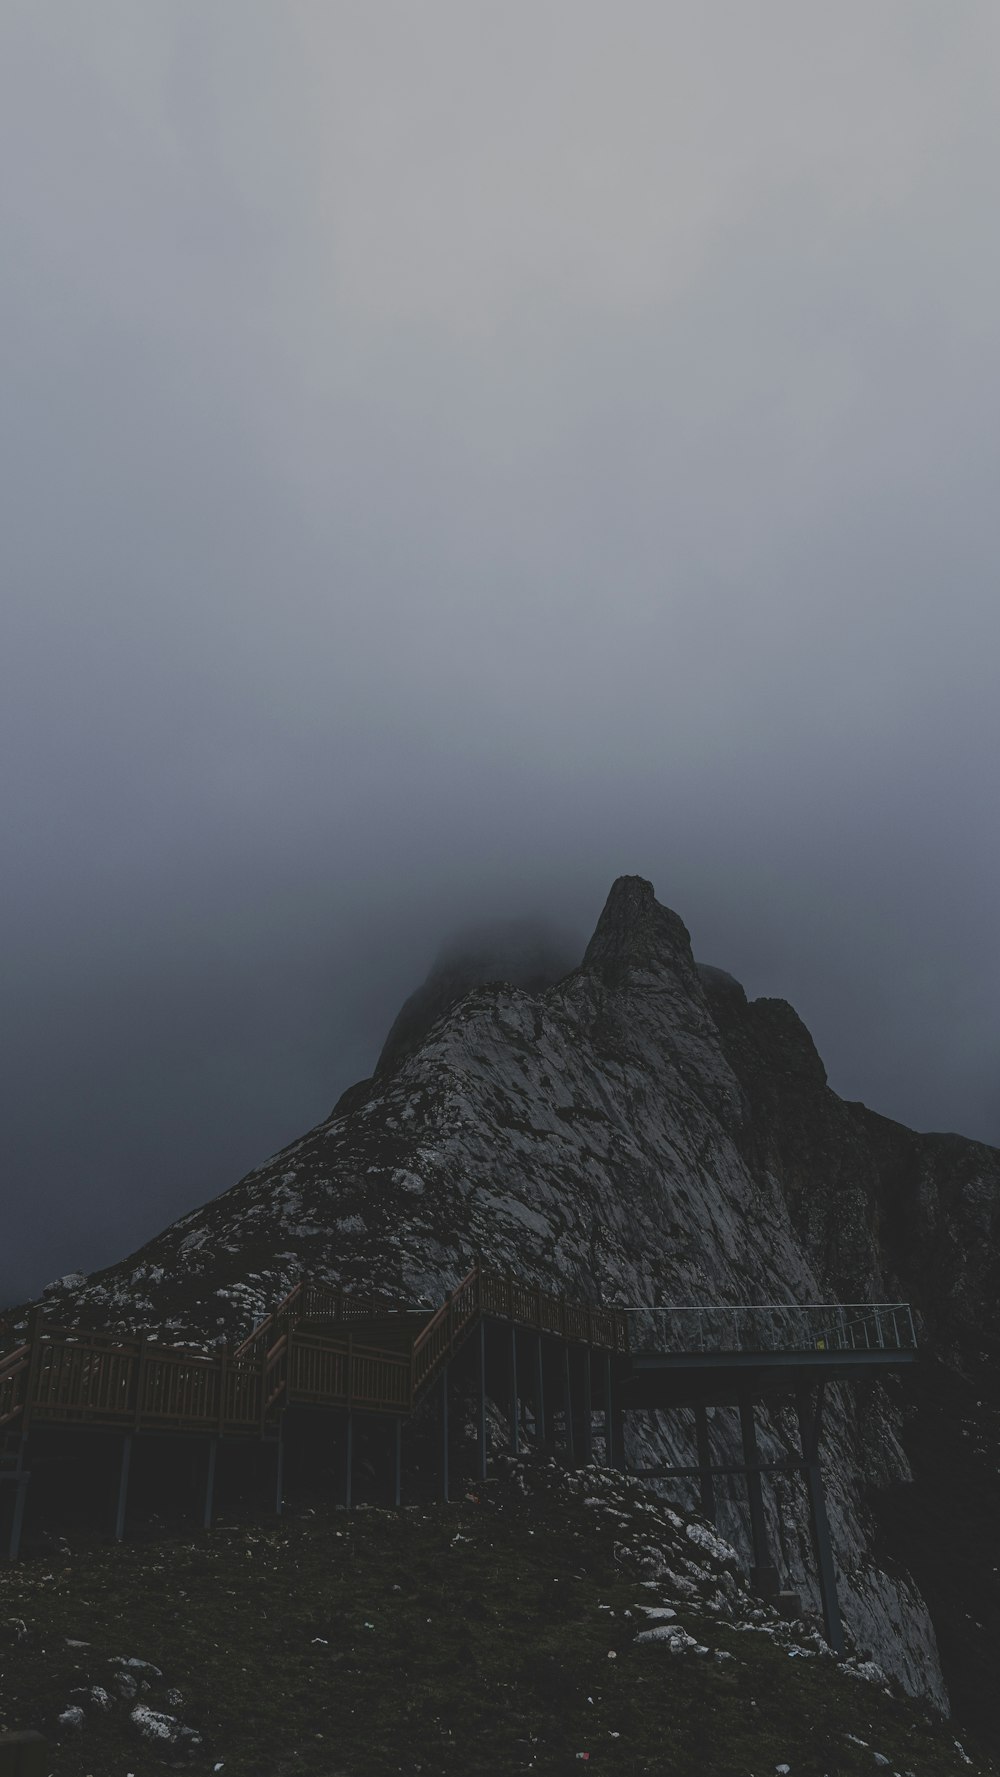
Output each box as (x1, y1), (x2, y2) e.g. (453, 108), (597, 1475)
(0, 1262), (628, 1444)
(0, 1264), (916, 1657)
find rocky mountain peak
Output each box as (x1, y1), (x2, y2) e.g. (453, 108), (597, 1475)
(580, 874), (696, 986)
(374, 914), (578, 1079)
(14, 874), (1000, 1730)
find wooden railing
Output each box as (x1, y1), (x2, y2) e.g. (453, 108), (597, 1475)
(0, 1262), (630, 1437)
(478, 1271), (630, 1355)
(0, 1343), (30, 1431)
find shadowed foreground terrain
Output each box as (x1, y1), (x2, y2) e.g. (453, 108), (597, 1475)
(0, 1454), (992, 1777)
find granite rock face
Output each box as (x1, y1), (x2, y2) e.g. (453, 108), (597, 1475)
(36, 877), (1000, 1717)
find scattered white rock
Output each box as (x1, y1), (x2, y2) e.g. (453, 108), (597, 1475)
(635, 1625), (700, 1653)
(58, 1705), (85, 1730)
(841, 1659), (887, 1685)
(130, 1704), (202, 1748)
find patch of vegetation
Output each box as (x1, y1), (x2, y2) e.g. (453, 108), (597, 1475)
(1, 1460), (993, 1777)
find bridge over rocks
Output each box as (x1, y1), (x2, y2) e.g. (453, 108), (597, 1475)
(0, 1261), (915, 1655)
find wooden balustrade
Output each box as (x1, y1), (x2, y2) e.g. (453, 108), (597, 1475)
(0, 1261), (629, 1440)
(0, 1346), (30, 1430)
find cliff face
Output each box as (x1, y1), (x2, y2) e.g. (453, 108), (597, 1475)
(35, 877), (1000, 1725)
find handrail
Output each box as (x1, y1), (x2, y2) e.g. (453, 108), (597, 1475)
(0, 1344), (30, 1429)
(4, 1266), (915, 1441)
(625, 1301), (917, 1355)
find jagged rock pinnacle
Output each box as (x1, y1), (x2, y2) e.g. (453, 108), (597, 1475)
(581, 875), (696, 985)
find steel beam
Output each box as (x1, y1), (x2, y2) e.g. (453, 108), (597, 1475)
(114, 1434), (132, 1543)
(202, 1437), (218, 1530)
(797, 1382), (844, 1655)
(738, 1396), (777, 1596)
(477, 1321), (488, 1481)
(274, 1419), (285, 1517)
(581, 1348), (593, 1463)
(694, 1404), (715, 1523)
(441, 1364), (450, 1503)
(534, 1332), (546, 1444)
(8, 1476), (28, 1563)
(343, 1409), (354, 1509)
(509, 1326), (519, 1456)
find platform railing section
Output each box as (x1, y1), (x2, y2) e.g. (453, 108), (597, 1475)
(478, 1271), (630, 1354)
(1, 1277), (914, 1437)
(623, 1302), (917, 1356)
(12, 1325), (267, 1434)
(0, 1343), (31, 1430)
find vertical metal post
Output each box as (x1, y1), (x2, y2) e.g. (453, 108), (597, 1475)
(203, 1437), (218, 1530)
(534, 1332), (546, 1444)
(581, 1348), (593, 1463)
(441, 1364), (450, 1503)
(8, 1472), (28, 1563)
(603, 1352), (614, 1468)
(694, 1404), (716, 1523)
(478, 1321), (488, 1481)
(509, 1325), (519, 1455)
(274, 1418), (285, 1517)
(343, 1409), (354, 1509)
(797, 1383), (844, 1655)
(393, 1417), (402, 1508)
(738, 1396), (775, 1595)
(563, 1345), (575, 1463)
(114, 1433), (132, 1542)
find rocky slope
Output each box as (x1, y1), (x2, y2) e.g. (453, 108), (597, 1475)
(23, 877), (1000, 1732)
(5, 1452), (991, 1777)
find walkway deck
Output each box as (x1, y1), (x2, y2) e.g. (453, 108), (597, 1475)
(0, 1264), (917, 1657)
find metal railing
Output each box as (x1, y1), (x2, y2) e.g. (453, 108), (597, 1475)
(622, 1302), (916, 1356)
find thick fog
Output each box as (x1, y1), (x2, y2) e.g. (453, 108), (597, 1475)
(2, 2), (999, 1304)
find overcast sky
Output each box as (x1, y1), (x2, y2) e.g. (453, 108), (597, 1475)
(2, 1), (999, 1305)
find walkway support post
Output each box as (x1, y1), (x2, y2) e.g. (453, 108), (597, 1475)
(739, 1395), (777, 1597)
(603, 1353), (614, 1467)
(797, 1381), (845, 1655)
(534, 1333), (546, 1445)
(581, 1348), (593, 1464)
(274, 1418), (285, 1517)
(343, 1409), (354, 1509)
(509, 1325), (519, 1456)
(203, 1437), (218, 1530)
(563, 1346), (575, 1463)
(441, 1364), (450, 1503)
(477, 1321), (488, 1482)
(393, 1417), (403, 1508)
(694, 1404), (715, 1523)
(8, 1476), (28, 1563)
(114, 1434), (132, 1543)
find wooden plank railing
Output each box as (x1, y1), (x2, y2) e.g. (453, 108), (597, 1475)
(477, 1270), (630, 1354)
(3, 1261), (630, 1437)
(0, 1344), (30, 1430)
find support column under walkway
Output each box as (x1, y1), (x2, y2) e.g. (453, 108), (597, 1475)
(739, 1394), (778, 1599)
(797, 1381), (844, 1656)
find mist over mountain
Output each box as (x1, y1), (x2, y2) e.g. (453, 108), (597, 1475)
(22, 876), (1000, 1743)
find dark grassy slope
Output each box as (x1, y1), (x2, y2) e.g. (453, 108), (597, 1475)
(874, 1351), (1000, 1754)
(0, 1457), (991, 1777)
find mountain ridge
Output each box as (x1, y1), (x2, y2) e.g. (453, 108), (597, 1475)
(16, 876), (1000, 1732)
